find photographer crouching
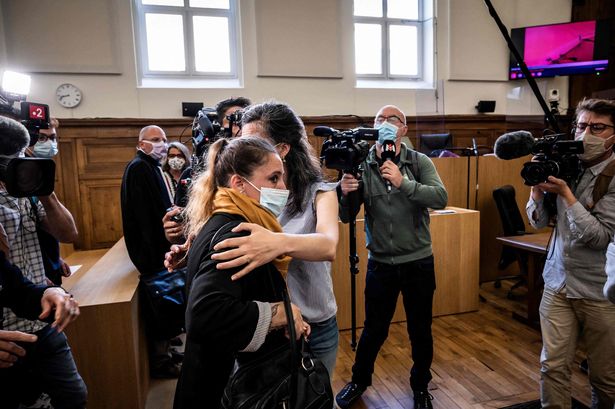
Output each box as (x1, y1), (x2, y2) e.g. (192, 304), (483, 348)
(335, 105), (448, 409)
(526, 98), (615, 408)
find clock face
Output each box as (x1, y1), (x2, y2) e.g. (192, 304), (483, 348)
(56, 83), (82, 108)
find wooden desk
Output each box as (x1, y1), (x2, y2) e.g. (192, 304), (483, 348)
(333, 207), (480, 330)
(63, 238), (148, 409)
(496, 231), (552, 328)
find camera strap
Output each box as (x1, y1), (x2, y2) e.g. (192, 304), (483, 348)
(592, 160), (615, 207)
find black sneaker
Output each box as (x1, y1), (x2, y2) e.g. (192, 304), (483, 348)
(413, 390), (434, 409)
(335, 382), (366, 408)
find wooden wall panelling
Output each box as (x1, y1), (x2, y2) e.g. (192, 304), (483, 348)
(76, 137), (136, 180)
(79, 179), (124, 249)
(474, 156), (538, 284)
(56, 138), (86, 248)
(431, 157), (473, 208)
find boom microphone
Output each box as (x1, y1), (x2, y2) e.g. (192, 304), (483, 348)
(313, 126), (336, 137)
(381, 140), (396, 193)
(494, 130), (535, 160)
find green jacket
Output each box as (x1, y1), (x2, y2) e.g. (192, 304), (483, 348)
(339, 143), (448, 264)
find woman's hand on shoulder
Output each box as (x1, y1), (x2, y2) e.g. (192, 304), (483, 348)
(211, 223), (285, 280)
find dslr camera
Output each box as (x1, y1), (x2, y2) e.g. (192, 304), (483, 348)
(521, 134), (584, 186)
(317, 126), (379, 174)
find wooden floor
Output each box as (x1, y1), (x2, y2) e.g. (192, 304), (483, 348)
(146, 280), (592, 409)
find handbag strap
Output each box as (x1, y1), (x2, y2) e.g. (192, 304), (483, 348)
(266, 266), (299, 408)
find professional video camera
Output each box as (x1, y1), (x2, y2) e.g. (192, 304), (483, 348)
(494, 130), (584, 186)
(0, 71), (55, 197)
(191, 107), (222, 166)
(1, 71), (50, 145)
(520, 135), (583, 186)
(225, 110), (242, 138)
(316, 126), (379, 174)
(0, 157), (55, 197)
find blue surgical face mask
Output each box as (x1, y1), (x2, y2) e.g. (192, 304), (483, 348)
(33, 140), (59, 158)
(244, 178), (289, 217)
(376, 121), (398, 145)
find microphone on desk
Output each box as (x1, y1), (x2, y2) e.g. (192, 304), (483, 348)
(381, 140), (396, 193)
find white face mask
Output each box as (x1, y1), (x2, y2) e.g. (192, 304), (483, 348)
(168, 157), (185, 170)
(575, 131), (615, 162)
(376, 121), (398, 145)
(243, 178), (289, 217)
(33, 140), (59, 158)
(141, 140), (168, 161)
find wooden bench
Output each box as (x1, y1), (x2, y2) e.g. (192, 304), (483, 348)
(63, 238), (149, 409)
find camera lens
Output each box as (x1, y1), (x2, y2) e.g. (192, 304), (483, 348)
(521, 160), (559, 186)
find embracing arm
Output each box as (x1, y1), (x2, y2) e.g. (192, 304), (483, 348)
(211, 190), (339, 280)
(280, 190), (339, 261)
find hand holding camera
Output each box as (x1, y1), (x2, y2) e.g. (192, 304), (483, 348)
(163, 207), (185, 244)
(340, 173), (360, 196)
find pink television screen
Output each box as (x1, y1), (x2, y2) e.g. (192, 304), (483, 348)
(509, 20), (610, 80)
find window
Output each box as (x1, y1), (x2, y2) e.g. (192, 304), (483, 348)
(353, 0), (433, 84)
(133, 0), (239, 82)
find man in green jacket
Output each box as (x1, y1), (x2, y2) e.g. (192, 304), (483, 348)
(335, 105), (448, 409)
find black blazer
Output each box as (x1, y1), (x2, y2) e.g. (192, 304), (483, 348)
(174, 213), (287, 409)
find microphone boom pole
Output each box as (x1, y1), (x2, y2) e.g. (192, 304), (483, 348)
(483, 0), (560, 133)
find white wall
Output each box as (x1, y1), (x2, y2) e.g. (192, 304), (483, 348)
(0, 0), (572, 119)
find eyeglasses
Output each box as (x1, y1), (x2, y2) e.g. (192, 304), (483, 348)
(37, 133), (57, 143)
(572, 122), (615, 135)
(375, 115), (405, 126)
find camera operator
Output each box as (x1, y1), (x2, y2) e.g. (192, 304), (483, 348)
(216, 96), (251, 138)
(24, 117), (74, 285)
(0, 116), (86, 408)
(163, 97), (252, 245)
(526, 98), (615, 408)
(335, 105), (447, 409)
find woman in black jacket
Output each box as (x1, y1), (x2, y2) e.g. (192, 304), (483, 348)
(173, 137), (309, 409)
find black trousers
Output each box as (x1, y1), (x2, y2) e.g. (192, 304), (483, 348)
(351, 255), (436, 391)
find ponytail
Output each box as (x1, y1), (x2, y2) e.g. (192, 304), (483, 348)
(184, 138), (228, 239)
(184, 137), (276, 238)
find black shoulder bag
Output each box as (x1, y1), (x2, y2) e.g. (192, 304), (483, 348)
(221, 267), (333, 409)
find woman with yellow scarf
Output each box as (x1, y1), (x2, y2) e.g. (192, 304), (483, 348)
(173, 136), (309, 409)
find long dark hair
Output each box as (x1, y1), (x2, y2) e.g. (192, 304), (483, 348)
(241, 101), (322, 216)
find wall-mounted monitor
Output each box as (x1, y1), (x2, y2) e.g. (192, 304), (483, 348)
(509, 20), (611, 80)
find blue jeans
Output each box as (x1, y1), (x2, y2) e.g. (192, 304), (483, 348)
(307, 315), (339, 377)
(351, 256), (436, 391)
(0, 325), (87, 409)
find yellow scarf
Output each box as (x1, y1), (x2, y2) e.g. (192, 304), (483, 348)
(212, 188), (291, 275)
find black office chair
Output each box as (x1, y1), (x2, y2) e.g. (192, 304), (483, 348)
(417, 133), (452, 157)
(493, 185), (529, 298)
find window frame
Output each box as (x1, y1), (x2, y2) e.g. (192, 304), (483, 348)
(133, 0), (239, 80)
(353, 0), (425, 81)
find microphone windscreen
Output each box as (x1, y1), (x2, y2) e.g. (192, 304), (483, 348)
(313, 126), (335, 137)
(382, 140), (396, 161)
(494, 130), (535, 160)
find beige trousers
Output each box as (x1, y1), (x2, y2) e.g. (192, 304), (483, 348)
(539, 287), (615, 409)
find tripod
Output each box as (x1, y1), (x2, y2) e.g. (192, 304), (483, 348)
(343, 175), (363, 351)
